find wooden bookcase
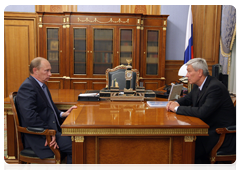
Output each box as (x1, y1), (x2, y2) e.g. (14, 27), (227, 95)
(37, 12), (169, 90)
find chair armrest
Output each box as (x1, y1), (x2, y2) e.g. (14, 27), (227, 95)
(17, 126), (60, 161)
(18, 126), (56, 136)
(210, 125), (236, 162)
(226, 125), (236, 131)
(27, 127), (45, 133)
(216, 125), (236, 135)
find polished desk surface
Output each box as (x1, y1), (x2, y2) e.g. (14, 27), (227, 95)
(4, 89), (209, 164)
(61, 101), (209, 136)
(63, 101), (209, 127)
(4, 89), (209, 135)
(58, 90), (209, 164)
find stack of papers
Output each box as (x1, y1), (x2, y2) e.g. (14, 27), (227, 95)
(147, 101), (168, 107)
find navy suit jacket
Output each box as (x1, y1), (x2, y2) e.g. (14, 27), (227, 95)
(16, 76), (62, 159)
(177, 76), (236, 154)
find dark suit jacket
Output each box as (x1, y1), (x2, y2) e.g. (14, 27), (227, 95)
(16, 76), (63, 159)
(177, 76), (236, 154)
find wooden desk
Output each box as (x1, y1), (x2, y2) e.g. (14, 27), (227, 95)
(4, 89), (209, 164)
(61, 101), (209, 164)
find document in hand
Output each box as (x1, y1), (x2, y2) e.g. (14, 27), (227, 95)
(147, 101), (169, 107)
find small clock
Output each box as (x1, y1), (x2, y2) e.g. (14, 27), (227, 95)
(125, 70), (132, 80)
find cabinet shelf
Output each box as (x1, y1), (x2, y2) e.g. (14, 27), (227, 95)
(74, 38), (86, 40)
(94, 50), (112, 52)
(94, 39), (113, 41)
(47, 38), (59, 40)
(74, 61), (86, 64)
(47, 50), (59, 52)
(74, 50), (86, 52)
(38, 12), (168, 90)
(48, 60), (59, 63)
(94, 62), (112, 64)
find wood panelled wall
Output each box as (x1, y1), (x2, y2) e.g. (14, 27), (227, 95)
(121, 5), (161, 15)
(4, 12), (37, 98)
(35, 5), (77, 12)
(4, 5), (221, 97)
(192, 5), (221, 73)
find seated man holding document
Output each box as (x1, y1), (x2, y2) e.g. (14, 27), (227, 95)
(166, 58), (236, 164)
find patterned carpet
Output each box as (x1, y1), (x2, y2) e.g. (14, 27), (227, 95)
(4, 116), (237, 170)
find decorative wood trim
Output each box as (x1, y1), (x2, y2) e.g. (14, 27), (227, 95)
(184, 136), (196, 142)
(62, 128), (208, 136)
(75, 136), (84, 143)
(4, 12), (37, 18)
(77, 17), (130, 24)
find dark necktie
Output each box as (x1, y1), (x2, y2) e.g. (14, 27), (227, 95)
(197, 88), (201, 100)
(42, 84), (61, 127)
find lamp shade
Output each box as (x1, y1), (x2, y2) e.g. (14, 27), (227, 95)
(178, 64), (187, 76)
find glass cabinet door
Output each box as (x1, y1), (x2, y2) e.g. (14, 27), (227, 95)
(120, 29), (132, 65)
(47, 28), (59, 73)
(73, 28), (86, 74)
(93, 29), (113, 74)
(146, 30), (159, 75)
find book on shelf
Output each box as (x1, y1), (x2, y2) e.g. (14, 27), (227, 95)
(147, 101), (168, 107)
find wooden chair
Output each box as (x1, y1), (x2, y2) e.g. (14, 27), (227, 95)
(105, 65), (140, 90)
(210, 99), (238, 170)
(9, 92), (61, 164)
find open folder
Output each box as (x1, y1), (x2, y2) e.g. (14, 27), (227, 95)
(147, 101), (168, 107)
(147, 84), (183, 107)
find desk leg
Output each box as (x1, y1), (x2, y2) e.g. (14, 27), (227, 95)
(72, 136), (84, 164)
(182, 136), (196, 164)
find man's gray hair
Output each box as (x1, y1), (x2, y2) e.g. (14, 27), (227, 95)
(29, 57), (47, 74)
(186, 58), (209, 76)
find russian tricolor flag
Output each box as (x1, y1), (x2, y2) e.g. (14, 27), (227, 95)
(184, 5), (194, 63)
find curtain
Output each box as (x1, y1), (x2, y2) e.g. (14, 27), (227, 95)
(228, 40), (236, 94)
(219, 5), (236, 75)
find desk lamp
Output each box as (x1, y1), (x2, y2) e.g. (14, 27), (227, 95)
(178, 64), (187, 77)
(178, 64), (192, 92)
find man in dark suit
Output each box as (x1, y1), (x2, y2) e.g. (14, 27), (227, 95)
(166, 58), (235, 163)
(16, 57), (77, 164)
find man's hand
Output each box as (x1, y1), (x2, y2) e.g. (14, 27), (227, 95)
(45, 135), (59, 149)
(166, 101), (180, 112)
(61, 105), (77, 118)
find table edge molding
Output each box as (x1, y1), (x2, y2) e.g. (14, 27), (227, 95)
(62, 128), (208, 136)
